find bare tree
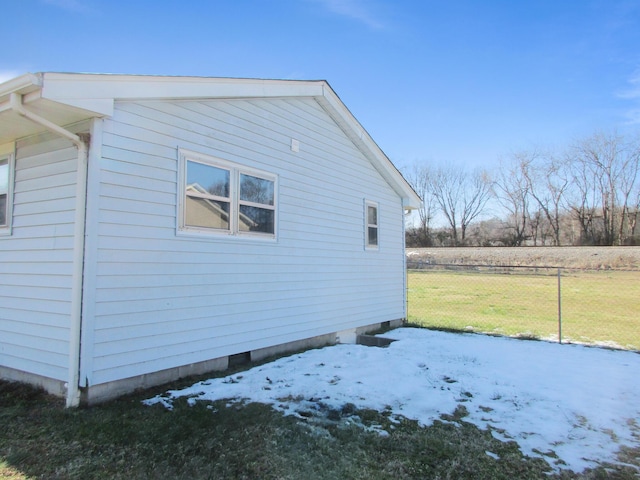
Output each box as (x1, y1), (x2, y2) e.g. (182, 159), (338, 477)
(493, 152), (531, 246)
(404, 163), (437, 246)
(527, 209), (544, 246)
(403, 129), (640, 247)
(569, 131), (640, 245)
(629, 185), (640, 242)
(520, 150), (569, 246)
(429, 165), (492, 245)
(565, 146), (600, 244)
(462, 169), (494, 242)
(617, 135), (640, 243)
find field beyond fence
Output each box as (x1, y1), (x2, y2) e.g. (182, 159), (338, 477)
(406, 247), (640, 351)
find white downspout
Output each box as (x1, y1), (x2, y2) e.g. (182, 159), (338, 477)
(402, 200), (409, 322)
(10, 93), (88, 408)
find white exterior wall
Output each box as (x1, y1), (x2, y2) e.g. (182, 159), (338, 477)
(82, 97), (406, 387)
(0, 133), (79, 382)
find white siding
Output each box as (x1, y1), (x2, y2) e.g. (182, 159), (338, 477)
(85, 97), (406, 385)
(0, 134), (79, 382)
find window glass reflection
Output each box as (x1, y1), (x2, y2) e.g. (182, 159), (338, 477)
(0, 160), (8, 196)
(240, 174), (274, 205)
(368, 205), (377, 225)
(368, 226), (378, 246)
(239, 205), (274, 234)
(185, 197), (230, 230)
(187, 161), (229, 198)
(0, 195), (6, 226)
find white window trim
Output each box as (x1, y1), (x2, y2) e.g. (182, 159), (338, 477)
(0, 153), (15, 236)
(177, 149), (277, 240)
(365, 200), (379, 250)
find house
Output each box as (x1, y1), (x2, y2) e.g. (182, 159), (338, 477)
(0, 73), (421, 406)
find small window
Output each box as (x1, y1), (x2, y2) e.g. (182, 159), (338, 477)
(0, 155), (13, 232)
(179, 150), (277, 238)
(365, 201), (378, 249)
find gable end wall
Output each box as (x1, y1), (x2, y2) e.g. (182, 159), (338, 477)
(83, 96), (407, 387)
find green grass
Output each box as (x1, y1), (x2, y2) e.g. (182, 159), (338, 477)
(3, 375), (638, 479)
(407, 269), (640, 350)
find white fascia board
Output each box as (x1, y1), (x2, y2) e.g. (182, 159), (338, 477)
(0, 73), (42, 100)
(0, 72), (112, 119)
(40, 73), (325, 106)
(317, 84), (421, 209)
(0, 73), (42, 114)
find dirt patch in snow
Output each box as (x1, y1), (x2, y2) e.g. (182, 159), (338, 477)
(406, 246), (640, 271)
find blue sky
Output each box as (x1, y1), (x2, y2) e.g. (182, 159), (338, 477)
(3, 0), (640, 172)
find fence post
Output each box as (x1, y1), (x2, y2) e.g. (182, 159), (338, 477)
(557, 268), (562, 344)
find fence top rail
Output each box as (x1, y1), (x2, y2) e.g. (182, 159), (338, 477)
(408, 262), (557, 268)
(406, 262), (639, 273)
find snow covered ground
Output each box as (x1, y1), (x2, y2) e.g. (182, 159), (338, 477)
(145, 328), (640, 474)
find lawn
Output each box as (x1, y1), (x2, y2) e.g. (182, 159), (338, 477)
(2, 329), (639, 480)
(407, 269), (640, 350)
(0, 377), (555, 480)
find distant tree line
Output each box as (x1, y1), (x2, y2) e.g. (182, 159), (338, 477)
(404, 130), (640, 247)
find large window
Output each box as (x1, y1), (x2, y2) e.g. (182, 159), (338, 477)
(0, 155), (12, 231)
(365, 200), (379, 249)
(180, 150), (276, 238)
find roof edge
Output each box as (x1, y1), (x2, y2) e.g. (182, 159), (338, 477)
(316, 83), (421, 209)
(38, 72), (327, 103)
(0, 73), (42, 99)
(0, 72), (421, 207)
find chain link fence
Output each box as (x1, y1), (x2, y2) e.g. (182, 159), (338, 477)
(406, 261), (640, 351)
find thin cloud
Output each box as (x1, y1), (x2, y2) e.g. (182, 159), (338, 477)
(617, 69), (640, 124)
(310, 0), (386, 30)
(625, 109), (640, 125)
(617, 70), (640, 99)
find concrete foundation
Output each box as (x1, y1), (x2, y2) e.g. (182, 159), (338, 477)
(0, 366), (67, 398)
(250, 332), (337, 363)
(79, 355), (230, 405)
(1, 319), (406, 406)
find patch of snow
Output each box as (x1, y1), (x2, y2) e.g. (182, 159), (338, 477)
(144, 328), (640, 474)
(486, 451), (500, 460)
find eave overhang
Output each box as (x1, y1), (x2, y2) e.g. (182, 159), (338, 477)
(0, 73), (108, 144)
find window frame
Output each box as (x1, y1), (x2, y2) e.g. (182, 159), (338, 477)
(365, 200), (379, 250)
(0, 153), (15, 236)
(178, 149), (277, 240)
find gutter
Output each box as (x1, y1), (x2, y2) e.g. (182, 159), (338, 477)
(9, 92), (89, 408)
(0, 73), (42, 99)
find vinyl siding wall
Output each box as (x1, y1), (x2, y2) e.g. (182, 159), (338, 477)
(0, 133), (79, 382)
(84, 97), (406, 386)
